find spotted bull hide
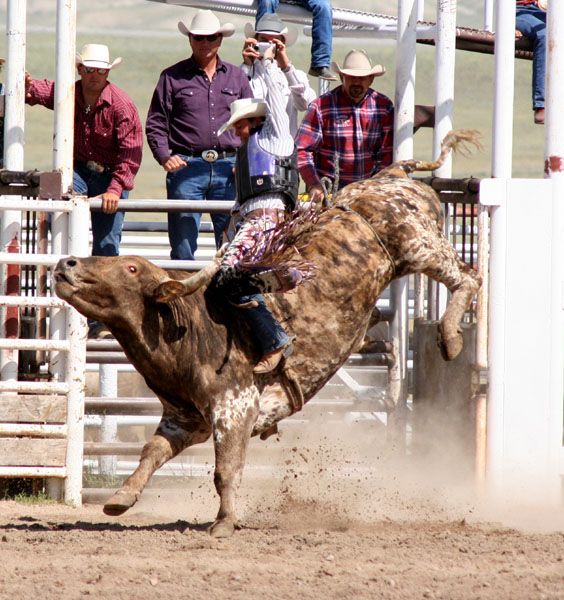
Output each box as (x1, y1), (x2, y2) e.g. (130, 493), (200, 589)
(54, 131), (481, 538)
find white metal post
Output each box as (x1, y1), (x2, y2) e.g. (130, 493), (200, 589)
(388, 0), (418, 427)
(416, 0), (425, 22)
(99, 364), (118, 477)
(1, 0), (26, 383)
(485, 0), (516, 489)
(49, 0), (77, 388)
(483, 0), (494, 32)
(63, 196), (89, 506)
(431, 0), (457, 320)
(543, 0), (564, 503)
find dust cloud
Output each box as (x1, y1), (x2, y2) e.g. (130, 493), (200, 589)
(128, 409), (563, 535)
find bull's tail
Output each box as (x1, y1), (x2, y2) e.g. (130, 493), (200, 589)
(376, 129), (482, 178)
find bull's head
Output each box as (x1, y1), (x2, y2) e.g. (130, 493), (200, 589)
(54, 255), (170, 323)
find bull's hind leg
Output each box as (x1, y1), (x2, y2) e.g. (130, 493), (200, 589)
(209, 387), (259, 538)
(406, 231), (481, 361)
(103, 409), (211, 516)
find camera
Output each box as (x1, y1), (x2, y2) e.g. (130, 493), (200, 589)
(253, 41), (274, 57)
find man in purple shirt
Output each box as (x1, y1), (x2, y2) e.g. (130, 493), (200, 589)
(146, 10), (253, 260)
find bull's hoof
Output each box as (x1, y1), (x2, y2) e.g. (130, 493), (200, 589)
(260, 423), (279, 441)
(208, 518), (235, 538)
(154, 280), (187, 303)
(103, 489), (140, 516)
(437, 326), (463, 361)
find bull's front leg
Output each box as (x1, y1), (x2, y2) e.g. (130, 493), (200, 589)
(103, 409), (211, 516)
(209, 387), (259, 538)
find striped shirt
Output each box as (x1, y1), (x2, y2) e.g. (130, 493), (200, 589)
(26, 79), (143, 197)
(236, 58), (296, 217)
(296, 86), (394, 190)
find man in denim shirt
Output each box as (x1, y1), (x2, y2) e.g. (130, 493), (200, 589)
(146, 10), (253, 260)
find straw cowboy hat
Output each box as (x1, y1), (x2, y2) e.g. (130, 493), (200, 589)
(178, 9), (235, 38)
(76, 44), (122, 70)
(331, 49), (385, 78)
(218, 98), (267, 136)
(244, 13), (298, 47)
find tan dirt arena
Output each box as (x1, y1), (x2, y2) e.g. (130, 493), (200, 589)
(1, 419), (563, 600)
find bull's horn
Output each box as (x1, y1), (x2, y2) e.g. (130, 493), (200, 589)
(154, 253), (223, 303)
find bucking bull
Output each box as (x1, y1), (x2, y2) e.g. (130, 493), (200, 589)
(54, 130), (481, 537)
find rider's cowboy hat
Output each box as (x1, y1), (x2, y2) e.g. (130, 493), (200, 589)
(76, 44), (122, 70)
(178, 9), (235, 38)
(331, 49), (385, 78)
(244, 13), (298, 47)
(218, 98), (267, 136)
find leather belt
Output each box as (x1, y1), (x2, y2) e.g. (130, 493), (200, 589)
(181, 149), (237, 162)
(77, 160), (111, 174)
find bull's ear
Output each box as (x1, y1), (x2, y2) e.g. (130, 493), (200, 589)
(144, 276), (172, 302)
(153, 280), (187, 303)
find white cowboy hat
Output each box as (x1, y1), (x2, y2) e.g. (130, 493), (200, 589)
(178, 9), (235, 38)
(76, 44), (122, 70)
(244, 13), (298, 47)
(218, 98), (267, 136)
(331, 49), (385, 78)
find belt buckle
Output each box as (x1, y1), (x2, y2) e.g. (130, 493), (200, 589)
(201, 149), (219, 163)
(86, 160), (105, 174)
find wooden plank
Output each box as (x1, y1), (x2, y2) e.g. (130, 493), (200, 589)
(0, 395), (66, 423)
(0, 438), (67, 467)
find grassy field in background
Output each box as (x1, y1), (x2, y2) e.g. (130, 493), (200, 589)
(18, 29), (546, 203)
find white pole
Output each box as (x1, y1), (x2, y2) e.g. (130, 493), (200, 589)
(1, 0), (26, 383)
(543, 0), (564, 503)
(416, 0), (425, 23)
(388, 0), (417, 430)
(432, 0), (457, 320)
(486, 0), (516, 490)
(433, 0), (456, 176)
(99, 364), (118, 477)
(53, 0), (76, 193)
(63, 196), (89, 506)
(49, 0), (82, 505)
(483, 0), (494, 32)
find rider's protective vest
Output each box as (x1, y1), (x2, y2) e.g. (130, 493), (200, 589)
(235, 130), (299, 210)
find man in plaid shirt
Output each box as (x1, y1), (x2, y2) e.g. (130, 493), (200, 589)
(296, 49), (394, 203)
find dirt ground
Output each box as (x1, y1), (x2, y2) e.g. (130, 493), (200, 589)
(1, 428), (563, 600)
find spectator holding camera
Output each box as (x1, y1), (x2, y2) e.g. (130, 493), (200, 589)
(241, 13), (316, 137)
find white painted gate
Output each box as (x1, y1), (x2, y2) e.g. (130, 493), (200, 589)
(482, 178), (564, 504)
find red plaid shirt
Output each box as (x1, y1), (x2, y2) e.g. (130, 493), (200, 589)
(296, 86), (394, 189)
(27, 79), (143, 197)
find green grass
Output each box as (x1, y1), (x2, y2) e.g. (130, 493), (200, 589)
(13, 491), (58, 505)
(14, 26), (547, 207)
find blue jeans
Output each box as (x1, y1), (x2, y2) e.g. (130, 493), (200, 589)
(73, 163), (127, 257)
(237, 293), (290, 354)
(516, 5), (546, 109)
(256, 0), (333, 69)
(166, 156), (234, 260)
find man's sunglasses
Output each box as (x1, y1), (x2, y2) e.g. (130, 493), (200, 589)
(191, 33), (221, 42)
(83, 67), (109, 75)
